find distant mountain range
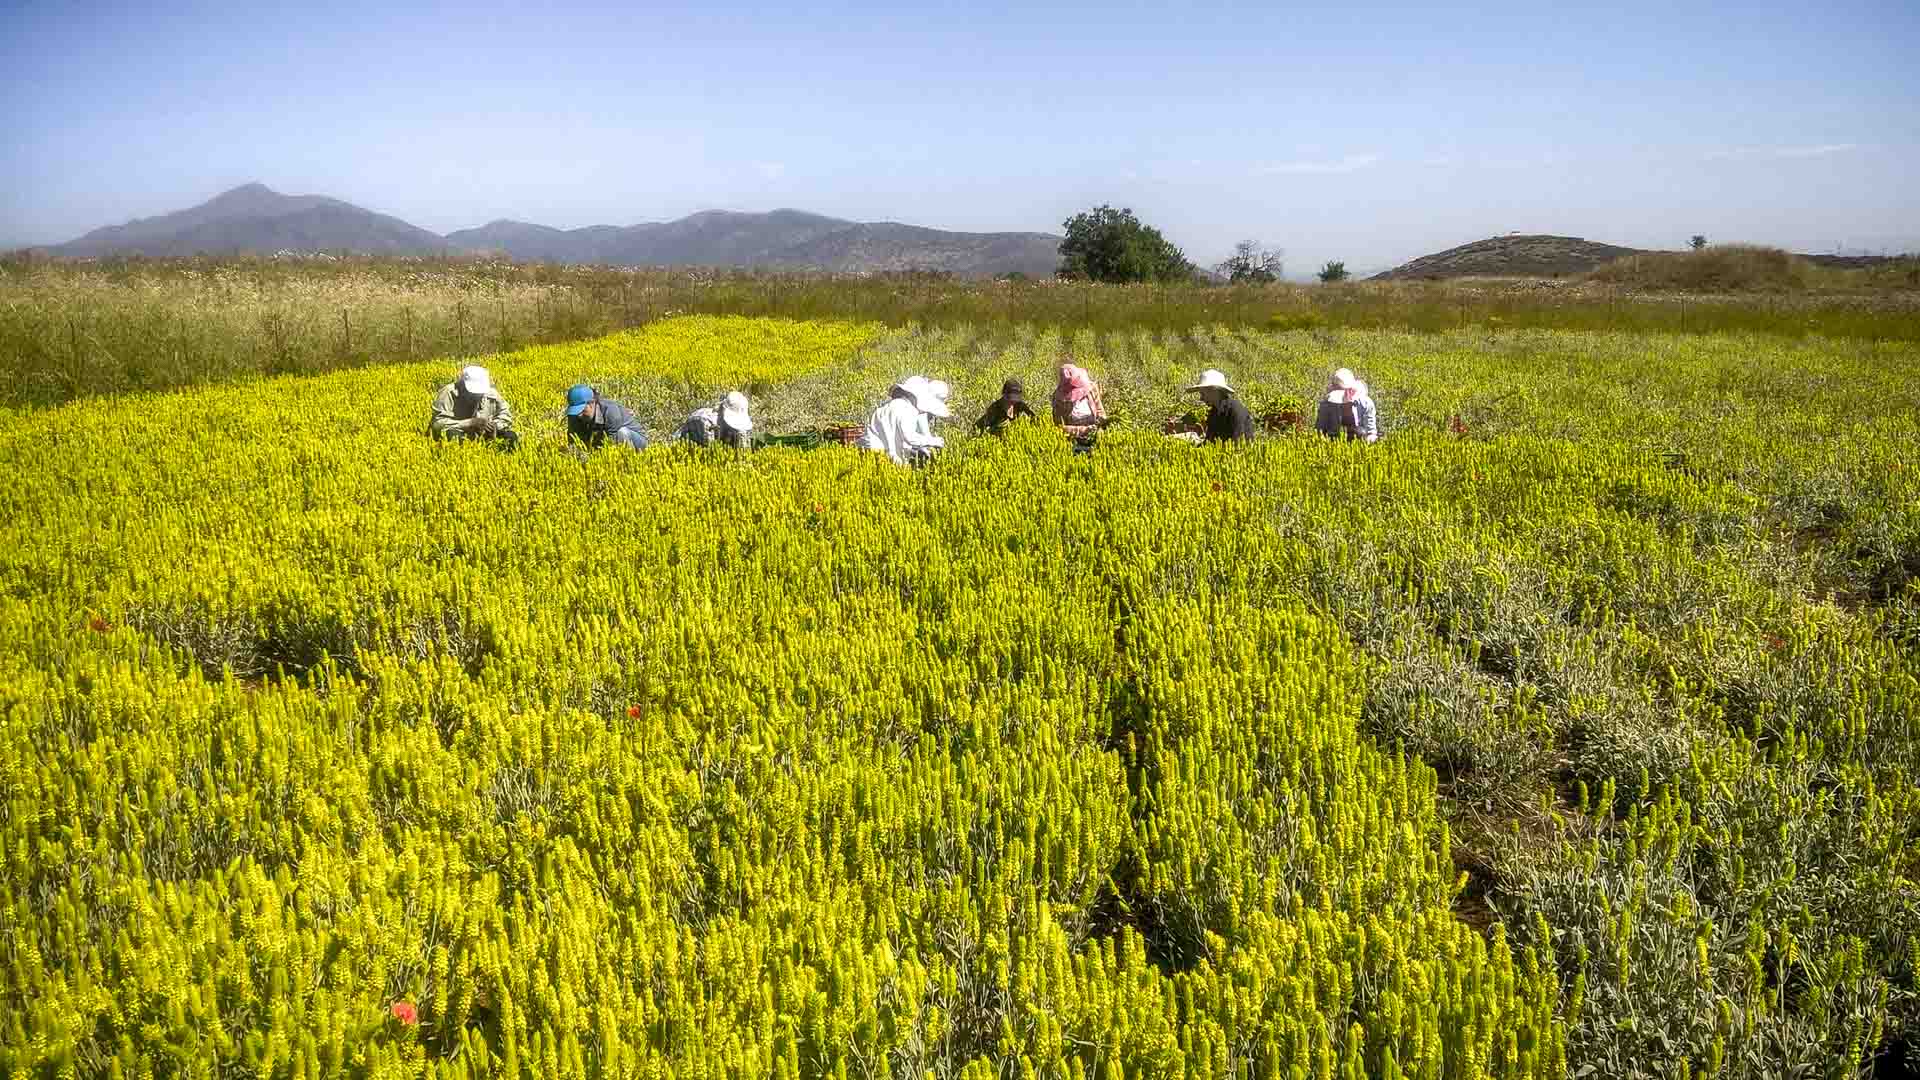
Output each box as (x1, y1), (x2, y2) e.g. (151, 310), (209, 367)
(38, 184), (1064, 277)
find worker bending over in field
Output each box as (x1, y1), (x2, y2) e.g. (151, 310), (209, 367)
(676, 391), (754, 448)
(431, 365), (519, 447)
(1186, 369), (1252, 444)
(1314, 368), (1378, 443)
(565, 384), (649, 449)
(1052, 364), (1108, 445)
(974, 378), (1038, 436)
(861, 376), (949, 465)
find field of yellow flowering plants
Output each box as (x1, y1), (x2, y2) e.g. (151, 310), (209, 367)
(2, 315), (1918, 1078)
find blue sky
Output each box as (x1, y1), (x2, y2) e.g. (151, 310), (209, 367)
(3, 0), (1916, 271)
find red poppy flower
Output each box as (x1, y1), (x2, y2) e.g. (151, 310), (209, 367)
(627, 704), (642, 719)
(88, 615), (112, 633)
(1766, 635), (1787, 652)
(390, 1001), (418, 1026)
(812, 503), (824, 514)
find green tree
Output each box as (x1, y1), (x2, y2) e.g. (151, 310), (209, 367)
(1317, 260), (1349, 283)
(1690, 235), (1708, 250)
(1057, 205), (1193, 283)
(1217, 240), (1284, 284)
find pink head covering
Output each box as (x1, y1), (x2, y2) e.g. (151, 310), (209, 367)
(1328, 368), (1361, 403)
(1058, 364), (1094, 402)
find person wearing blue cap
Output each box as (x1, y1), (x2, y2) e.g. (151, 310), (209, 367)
(565, 384), (648, 450)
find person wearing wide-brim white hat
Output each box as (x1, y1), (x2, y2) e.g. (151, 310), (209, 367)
(1315, 368), (1378, 443)
(430, 364), (518, 447)
(1184, 368), (1252, 444)
(678, 390), (756, 449)
(861, 375), (950, 464)
(915, 379), (953, 450)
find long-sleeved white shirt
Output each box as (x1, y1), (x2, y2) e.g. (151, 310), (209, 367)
(860, 396), (941, 464)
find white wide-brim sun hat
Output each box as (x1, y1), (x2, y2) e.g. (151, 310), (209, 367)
(459, 365), (494, 396)
(923, 379), (952, 417)
(897, 375), (951, 418)
(722, 390), (753, 432)
(1185, 368), (1233, 393)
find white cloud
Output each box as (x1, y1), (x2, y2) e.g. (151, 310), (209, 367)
(1703, 143), (1858, 161)
(1255, 153), (1382, 175)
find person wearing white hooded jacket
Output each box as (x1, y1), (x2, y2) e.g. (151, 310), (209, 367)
(1315, 368), (1378, 443)
(861, 376), (950, 464)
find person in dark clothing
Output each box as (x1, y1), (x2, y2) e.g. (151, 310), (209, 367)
(974, 378), (1038, 436)
(565, 384), (648, 450)
(1186, 368), (1252, 444)
(1314, 368), (1379, 443)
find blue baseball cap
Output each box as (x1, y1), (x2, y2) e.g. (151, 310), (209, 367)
(565, 384), (595, 416)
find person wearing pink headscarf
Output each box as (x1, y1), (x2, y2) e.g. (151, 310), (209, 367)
(1051, 363), (1108, 440)
(1314, 368), (1378, 442)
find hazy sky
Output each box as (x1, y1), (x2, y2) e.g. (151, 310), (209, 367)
(3, 0), (1916, 271)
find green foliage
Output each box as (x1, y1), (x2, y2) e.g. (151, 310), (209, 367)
(1319, 261), (1350, 283)
(1692, 235), (1709, 251)
(1057, 205), (1194, 284)
(2, 315), (1918, 1076)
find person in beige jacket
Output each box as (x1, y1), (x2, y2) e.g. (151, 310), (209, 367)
(430, 365), (518, 447)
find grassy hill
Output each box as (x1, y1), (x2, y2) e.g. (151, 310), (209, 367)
(1375, 234), (1917, 286)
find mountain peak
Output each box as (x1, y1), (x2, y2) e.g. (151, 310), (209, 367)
(51, 183), (445, 257)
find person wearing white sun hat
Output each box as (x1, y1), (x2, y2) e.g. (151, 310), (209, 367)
(677, 390), (755, 449)
(1315, 368), (1378, 443)
(915, 379), (953, 450)
(430, 364), (518, 447)
(861, 375), (950, 464)
(1184, 368), (1252, 444)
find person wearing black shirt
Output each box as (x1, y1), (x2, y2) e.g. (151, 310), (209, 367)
(1185, 368), (1252, 443)
(973, 378), (1038, 436)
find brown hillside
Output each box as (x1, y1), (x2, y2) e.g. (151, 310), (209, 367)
(1371, 235), (1647, 280)
(1372, 234), (1916, 283)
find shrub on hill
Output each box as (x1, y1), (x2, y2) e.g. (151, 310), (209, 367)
(1588, 245), (1814, 292)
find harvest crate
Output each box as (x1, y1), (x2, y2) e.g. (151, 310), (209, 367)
(751, 432), (825, 450)
(822, 423), (866, 446)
